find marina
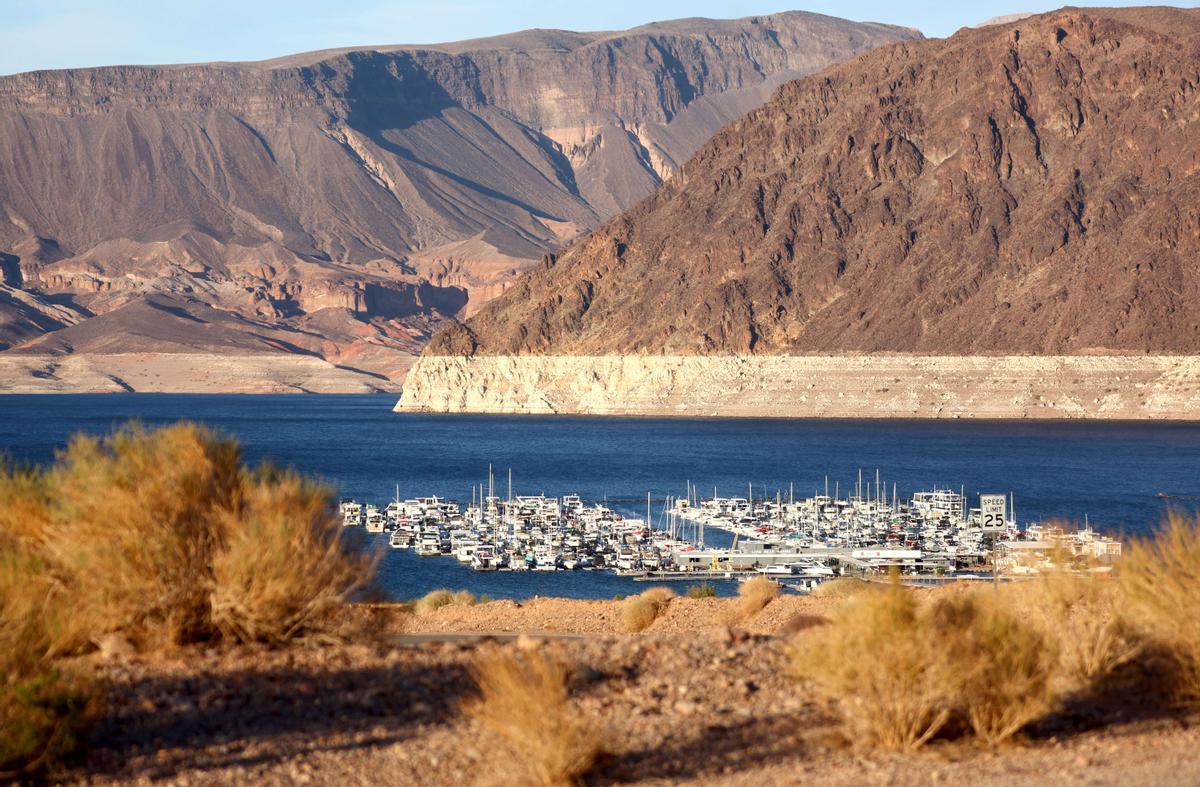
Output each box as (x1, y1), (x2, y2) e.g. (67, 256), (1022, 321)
(341, 468), (1124, 592)
(2, 395), (1193, 600)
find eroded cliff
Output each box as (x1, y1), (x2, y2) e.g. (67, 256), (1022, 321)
(398, 354), (1200, 419)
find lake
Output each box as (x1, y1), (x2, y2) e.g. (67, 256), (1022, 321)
(1, 394), (1198, 600)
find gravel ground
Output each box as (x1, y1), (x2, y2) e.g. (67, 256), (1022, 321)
(61, 597), (1200, 786)
(399, 594), (831, 636)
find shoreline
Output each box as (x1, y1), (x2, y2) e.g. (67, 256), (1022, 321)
(398, 354), (1200, 419)
(0, 352), (405, 394)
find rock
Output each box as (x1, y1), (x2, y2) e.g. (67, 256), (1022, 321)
(673, 700), (698, 716)
(398, 353), (1200, 420)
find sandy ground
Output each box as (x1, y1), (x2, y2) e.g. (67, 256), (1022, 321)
(61, 597), (1200, 786)
(401, 595), (829, 636)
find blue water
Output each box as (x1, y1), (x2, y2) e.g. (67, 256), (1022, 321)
(1, 394), (1198, 600)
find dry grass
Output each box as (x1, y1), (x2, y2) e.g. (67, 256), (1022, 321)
(1009, 572), (1141, 688)
(0, 421), (374, 773)
(933, 590), (1058, 746)
(0, 422), (374, 652)
(810, 577), (874, 599)
(413, 589), (478, 616)
(793, 586), (955, 749)
(44, 423), (242, 648)
(211, 468), (374, 645)
(686, 583), (717, 599)
(465, 646), (600, 786)
(620, 587), (675, 632)
(0, 538), (96, 777)
(793, 583), (1060, 749)
(0, 666), (94, 779)
(726, 576), (779, 624)
(1120, 513), (1200, 703)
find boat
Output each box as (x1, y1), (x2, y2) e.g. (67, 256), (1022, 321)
(472, 545), (501, 571)
(415, 533), (442, 557)
(340, 500), (362, 527)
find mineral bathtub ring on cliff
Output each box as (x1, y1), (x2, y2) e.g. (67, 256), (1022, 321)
(396, 355), (1200, 419)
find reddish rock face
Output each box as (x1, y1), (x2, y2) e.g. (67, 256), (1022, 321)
(0, 12), (916, 366)
(435, 8), (1200, 357)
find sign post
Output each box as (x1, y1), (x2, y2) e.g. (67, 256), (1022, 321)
(981, 493), (1007, 589)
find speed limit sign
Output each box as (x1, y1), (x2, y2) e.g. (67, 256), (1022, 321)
(980, 494), (1007, 530)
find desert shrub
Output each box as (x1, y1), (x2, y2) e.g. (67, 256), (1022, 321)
(620, 587), (675, 633)
(686, 583), (717, 599)
(414, 589), (477, 616)
(466, 646), (600, 786)
(1009, 572), (1140, 688)
(794, 584), (1060, 749)
(0, 466), (52, 547)
(42, 423), (242, 648)
(0, 422), (374, 771)
(0, 667), (93, 779)
(932, 590), (1058, 746)
(727, 576), (779, 624)
(793, 586), (954, 749)
(210, 468), (373, 644)
(1120, 514), (1200, 702)
(0, 422), (374, 652)
(0, 542), (95, 777)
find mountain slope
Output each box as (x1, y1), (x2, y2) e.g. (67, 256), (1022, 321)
(0, 12), (918, 389)
(428, 7), (1200, 358)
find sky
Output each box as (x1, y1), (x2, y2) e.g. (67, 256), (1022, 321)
(0, 0), (1196, 75)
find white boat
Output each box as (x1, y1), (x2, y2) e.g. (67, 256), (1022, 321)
(415, 533), (442, 557)
(455, 541), (480, 563)
(340, 501), (362, 527)
(472, 546), (501, 571)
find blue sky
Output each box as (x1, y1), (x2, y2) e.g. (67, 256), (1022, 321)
(0, 1), (1195, 75)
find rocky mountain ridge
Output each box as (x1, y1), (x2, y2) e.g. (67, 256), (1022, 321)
(427, 7), (1200, 358)
(0, 11), (919, 390)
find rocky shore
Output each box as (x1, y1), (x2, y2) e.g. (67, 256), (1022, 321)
(397, 354), (1200, 419)
(64, 595), (1200, 786)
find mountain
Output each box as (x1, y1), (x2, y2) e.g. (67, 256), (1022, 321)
(0, 12), (918, 392)
(402, 7), (1200, 419)
(426, 6), (1200, 356)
